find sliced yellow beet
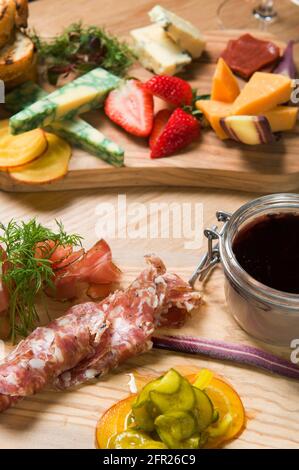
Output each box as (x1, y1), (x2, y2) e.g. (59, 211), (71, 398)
(0, 119), (47, 168)
(211, 58), (240, 103)
(9, 133), (71, 184)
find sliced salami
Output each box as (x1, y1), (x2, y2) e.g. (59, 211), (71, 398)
(0, 256), (201, 412)
(54, 256), (201, 390)
(0, 302), (109, 411)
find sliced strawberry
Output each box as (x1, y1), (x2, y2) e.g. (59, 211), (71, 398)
(149, 109), (172, 150)
(151, 108), (200, 159)
(145, 75), (193, 107)
(104, 79), (154, 137)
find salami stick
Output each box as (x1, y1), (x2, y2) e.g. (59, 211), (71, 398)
(0, 256), (201, 412)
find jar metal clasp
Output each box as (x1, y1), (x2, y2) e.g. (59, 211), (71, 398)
(189, 211), (231, 287)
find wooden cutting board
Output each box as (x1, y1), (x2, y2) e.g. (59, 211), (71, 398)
(0, 30), (298, 194)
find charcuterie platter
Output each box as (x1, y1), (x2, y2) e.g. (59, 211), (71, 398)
(0, 3), (298, 193)
(1, 0), (299, 451)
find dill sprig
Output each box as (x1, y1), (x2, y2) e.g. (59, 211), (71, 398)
(0, 219), (82, 342)
(28, 22), (135, 85)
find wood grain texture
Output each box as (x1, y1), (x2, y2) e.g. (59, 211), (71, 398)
(0, 0), (299, 450)
(0, 1), (298, 193)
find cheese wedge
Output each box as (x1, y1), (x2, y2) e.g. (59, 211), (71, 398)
(6, 81), (124, 167)
(130, 24), (191, 75)
(231, 72), (292, 115)
(9, 68), (121, 135)
(196, 100), (232, 139)
(264, 106), (298, 132)
(211, 58), (240, 103)
(149, 5), (205, 58)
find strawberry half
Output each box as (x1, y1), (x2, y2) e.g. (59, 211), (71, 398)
(149, 109), (172, 150)
(104, 79), (154, 137)
(145, 75), (193, 107)
(151, 108), (200, 159)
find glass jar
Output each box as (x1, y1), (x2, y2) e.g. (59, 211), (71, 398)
(191, 193), (299, 346)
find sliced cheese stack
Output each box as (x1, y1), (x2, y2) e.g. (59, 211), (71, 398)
(196, 58), (298, 144)
(9, 68), (121, 134)
(6, 81), (125, 167)
(131, 5), (205, 75)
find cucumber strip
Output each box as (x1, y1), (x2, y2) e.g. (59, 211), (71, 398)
(9, 68), (121, 134)
(6, 81), (124, 167)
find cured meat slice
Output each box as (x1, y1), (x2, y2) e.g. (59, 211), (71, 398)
(54, 256), (201, 390)
(0, 256), (201, 411)
(0, 302), (109, 411)
(49, 239), (121, 301)
(221, 34), (280, 79)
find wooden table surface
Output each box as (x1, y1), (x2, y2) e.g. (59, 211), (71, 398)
(1, 0), (299, 449)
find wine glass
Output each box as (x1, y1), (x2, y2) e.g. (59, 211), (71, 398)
(217, 0), (299, 41)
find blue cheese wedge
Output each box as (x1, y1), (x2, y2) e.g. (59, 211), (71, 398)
(6, 81), (124, 167)
(50, 119), (124, 167)
(149, 5), (205, 59)
(9, 68), (121, 135)
(130, 24), (191, 75)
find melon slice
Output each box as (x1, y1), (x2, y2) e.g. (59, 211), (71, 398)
(231, 72), (292, 115)
(211, 58), (240, 103)
(0, 119), (47, 168)
(9, 133), (71, 184)
(196, 100), (232, 139)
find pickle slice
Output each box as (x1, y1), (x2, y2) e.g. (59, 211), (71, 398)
(132, 369), (182, 431)
(181, 433), (207, 449)
(193, 387), (214, 432)
(150, 376), (195, 413)
(208, 413), (233, 438)
(138, 441), (168, 449)
(155, 411), (196, 449)
(110, 429), (151, 449)
(134, 369), (181, 407)
(131, 401), (156, 432)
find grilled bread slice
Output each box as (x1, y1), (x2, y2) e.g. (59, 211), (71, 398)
(0, 0), (16, 49)
(5, 52), (37, 89)
(0, 31), (34, 81)
(14, 0), (28, 28)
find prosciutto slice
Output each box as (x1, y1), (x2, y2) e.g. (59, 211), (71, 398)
(0, 255), (201, 412)
(50, 239), (121, 301)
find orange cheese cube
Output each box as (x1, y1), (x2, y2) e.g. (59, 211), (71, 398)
(231, 72), (292, 115)
(264, 106), (298, 132)
(211, 58), (240, 103)
(196, 99), (232, 139)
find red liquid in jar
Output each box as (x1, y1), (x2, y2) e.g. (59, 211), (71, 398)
(232, 213), (299, 294)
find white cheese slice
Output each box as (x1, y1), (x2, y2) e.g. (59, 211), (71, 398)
(130, 24), (191, 75)
(149, 5), (205, 59)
